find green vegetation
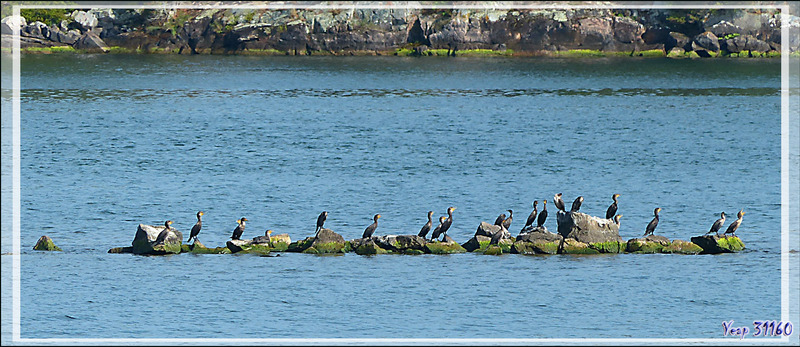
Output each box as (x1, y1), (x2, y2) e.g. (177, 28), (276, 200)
(241, 48), (288, 55)
(625, 240), (664, 254)
(20, 46), (74, 54)
(716, 236), (745, 252)
(722, 33), (740, 40)
(660, 240), (702, 255)
(425, 241), (467, 254)
(164, 9), (194, 36)
(554, 49), (606, 57)
(20, 8), (71, 26)
(588, 241), (626, 253)
(33, 236), (62, 251)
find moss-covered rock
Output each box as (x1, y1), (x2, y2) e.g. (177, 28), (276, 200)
(483, 246), (504, 255)
(131, 224), (183, 255)
(108, 246), (133, 254)
(560, 239), (600, 254)
(462, 235), (491, 252)
(660, 240), (703, 254)
(353, 239), (389, 255)
(287, 237), (315, 252)
(33, 235), (62, 251)
(625, 235), (670, 253)
(588, 240), (627, 253)
(691, 235), (745, 254)
(288, 229), (346, 254)
(402, 249), (425, 255)
(310, 242), (346, 254)
(425, 241), (467, 254)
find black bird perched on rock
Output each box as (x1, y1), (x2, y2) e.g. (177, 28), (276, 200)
(315, 211), (328, 235)
(418, 211), (434, 238)
(157, 220), (174, 243)
(493, 213), (507, 226)
(264, 229), (274, 247)
(614, 214), (623, 226)
(523, 201), (538, 231)
(502, 209), (513, 230)
(490, 227), (507, 246)
(643, 208), (661, 237)
(706, 212), (726, 235)
(570, 196), (584, 213)
(723, 209), (745, 237)
(438, 206), (456, 240)
(537, 200), (548, 228)
(362, 214), (381, 239)
(231, 217), (247, 240)
(187, 211), (203, 243)
(554, 193), (566, 212)
(430, 216), (446, 241)
(606, 194), (620, 220)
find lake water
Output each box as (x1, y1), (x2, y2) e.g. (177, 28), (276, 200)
(1, 54), (798, 342)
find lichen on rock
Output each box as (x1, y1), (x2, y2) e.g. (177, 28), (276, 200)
(33, 235), (62, 251)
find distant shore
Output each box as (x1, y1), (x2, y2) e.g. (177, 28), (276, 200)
(2, 6), (798, 58)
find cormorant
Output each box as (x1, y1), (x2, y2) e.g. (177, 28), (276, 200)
(362, 214), (380, 239)
(537, 200), (548, 227)
(231, 217), (247, 240)
(554, 193), (566, 212)
(265, 229), (274, 247)
(502, 209), (513, 230)
(490, 227), (506, 245)
(418, 211), (434, 238)
(523, 201), (538, 231)
(605, 194), (620, 220)
(156, 220), (174, 243)
(188, 211), (203, 243)
(438, 206), (456, 240)
(570, 196), (584, 212)
(494, 213), (507, 226)
(316, 211), (328, 235)
(706, 212), (726, 235)
(430, 216), (446, 241)
(723, 209), (744, 237)
(614, 214), (622, 226)
(643, 208), (661, 237)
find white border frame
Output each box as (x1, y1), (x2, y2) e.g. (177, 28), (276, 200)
(5, 1), (797, 345)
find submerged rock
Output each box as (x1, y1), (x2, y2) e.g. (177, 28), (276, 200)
(690, 235), (745, 254)
(33, 235), (62, 251)
(108, 246), (132, 254)
(556, 211), (622, 244)
(132, 224), (182, 255)
(626, 235), (671, 253)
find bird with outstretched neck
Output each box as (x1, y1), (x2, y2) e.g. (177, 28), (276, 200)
(723, 209), (745, 237)
(706, 212), (726, 235)
(605, 194), (620, 220)
(188, 211), (203, 243)
(523, 201), (538, 231)
(362, 214), (381, 239)
(231, 217), (247, 240)
(643, 208), (661, 237)
(315, 211), (328, 235)
(438, 207), (456, 241)
(418, 211), (434, 238)
(537, 200), (548, 228)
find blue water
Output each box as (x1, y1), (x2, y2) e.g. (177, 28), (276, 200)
(1, 54), (796, 341)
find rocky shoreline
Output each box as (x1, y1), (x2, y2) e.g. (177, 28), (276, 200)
(2, 6), (798, 57)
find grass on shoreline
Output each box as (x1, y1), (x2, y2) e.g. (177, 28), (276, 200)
(7, 46), (797, 58)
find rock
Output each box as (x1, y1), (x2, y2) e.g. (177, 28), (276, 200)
(691, 31), (720, 56)
(1, 15), (26, 35)
(666, 31), (690, 51)
(52, 28), (81, 45)
(73, 31), (109, 53)
(690, 235), (745, 254)
(660, 240), (703, 254)
(461, 235), (491, 252)
(108, 246), (132, 253)
(626, 235), (671, 253)
(560, 239), (599, 254)
(21, 21), (49, 40)
(187, 240), (230, 254)
(226, 239), (271, 254)
(518, 225), (550, 235)
(424, 240), (467, 254)
(480, 238), (514, 254)
(374, 234), (427, 252)
(709, 20), (743, 38)
(483, 245), (504, 255)
(475, 221), (501, 238)
(71, 10), (98, 29)
(350, 238), (388, 255)
(132, 224), (182, 255)
(556, 210), (622, 244)
(33, 235), (62, 251)
(666, 47), (686, 57)
(513, 229), (562, 255)
(287, 228), (346, 254)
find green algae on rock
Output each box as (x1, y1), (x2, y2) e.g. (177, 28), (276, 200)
(625, 235), (671, 254)
(425, 241), (467, 254)
(588, 240), (627, 253)
(33, 235), (62, 251)
(660, 240), (703, 255)
(108, 246), (133, 254)
(559, 239), (600, 254)
(691, 235), (745, 254)
(131, 224), (183, 255)
(287, 228), (346, 254)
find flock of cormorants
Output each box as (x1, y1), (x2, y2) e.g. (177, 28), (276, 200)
(165, 193), (744, 245)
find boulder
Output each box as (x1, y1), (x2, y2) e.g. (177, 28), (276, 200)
(512, 229), (562, 255)
(73, 31), (109, 53)
(626, 235), (671, 253)
(21, 21), (49, 40)
(660, 240), (703, 255)
(132, 224), (182, 255)
(480, 238), (514, 254)
(374, 235), (427, 252)
(666, 31), (690, 51)
(424, 240), (467, 254)
(350, 237), (388, 255)
(287, 228), (346, 254)
(71, 10), (98, 29)
(690, 235), (745, 254)
(709, 20), (744, 38)
(1, 15), (26, 35)
(559, 238), (626, 254)
(556, 210), (622, 244)
(33, 235), (62, 251)
(691, 31), (720, 57)
(518, 225), (551, 235)
(475, 221), (501, 238)
(461, 235), (491, 252)
(252, 233), (291, 251)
